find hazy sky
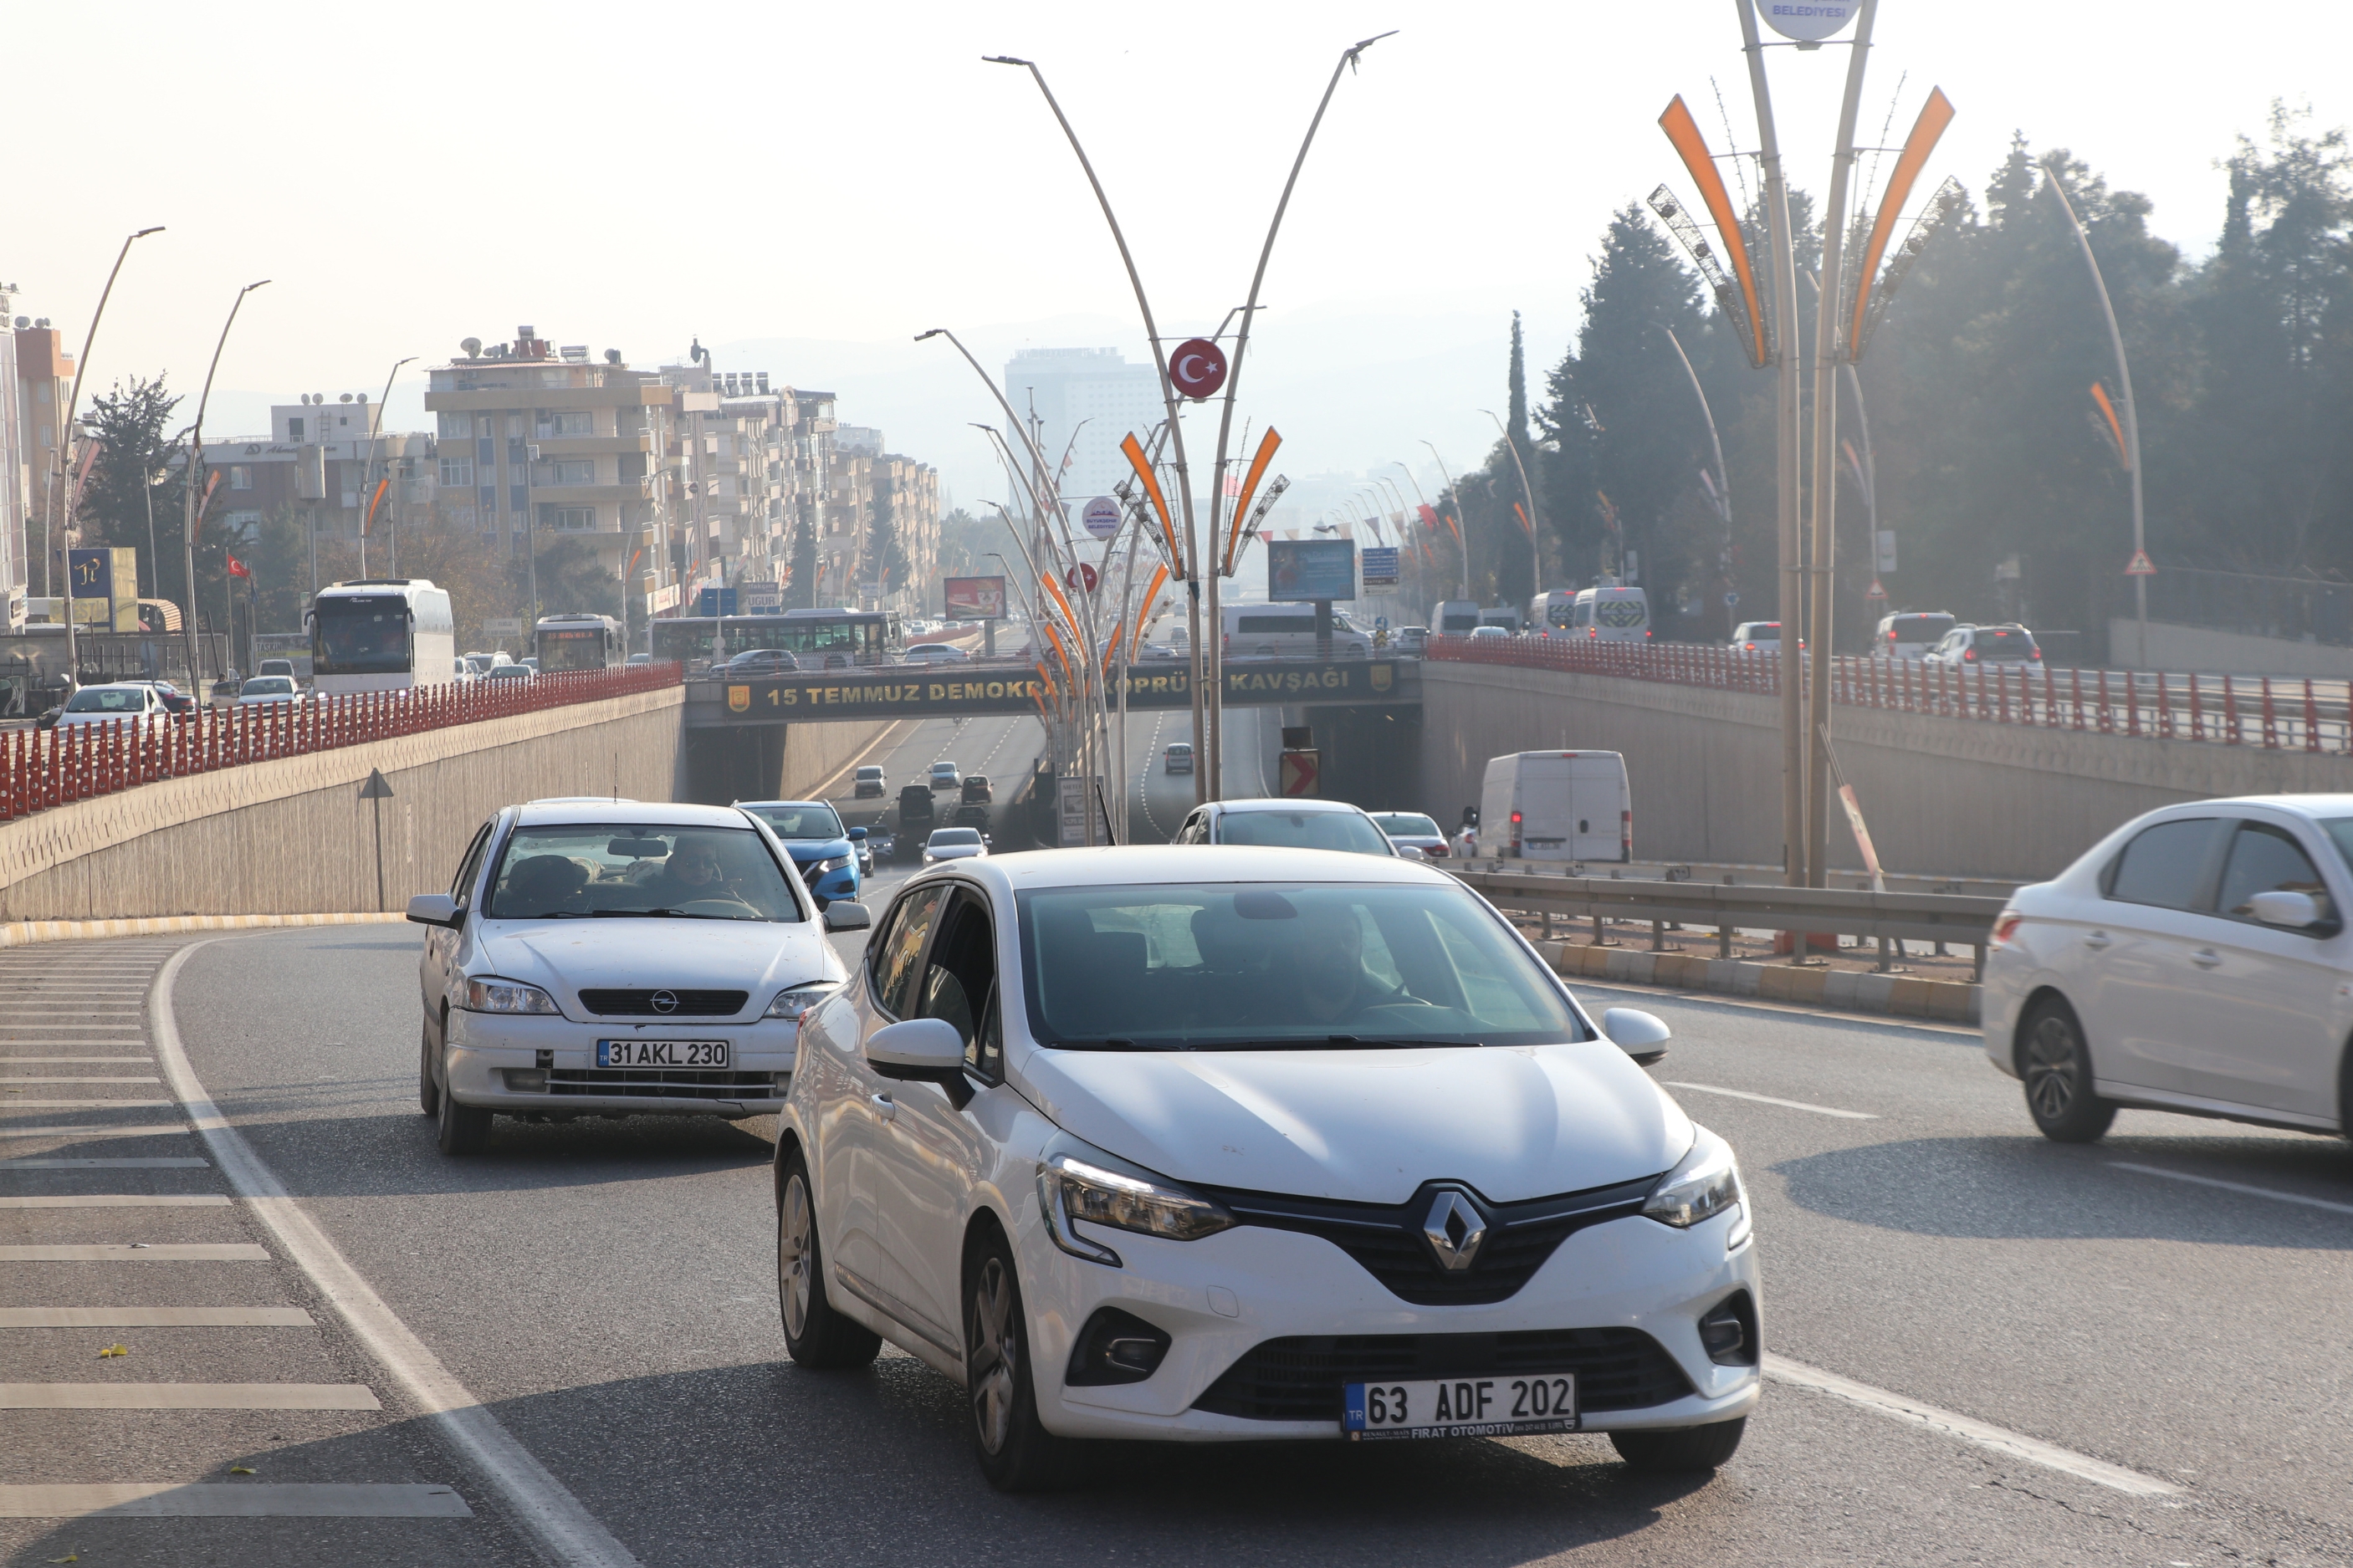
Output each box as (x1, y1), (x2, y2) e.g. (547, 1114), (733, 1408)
(16, 2), (2349, 509)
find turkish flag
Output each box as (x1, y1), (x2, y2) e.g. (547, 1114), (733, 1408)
(1417, 503), (1439, 530)
(226, 553), (252, 579)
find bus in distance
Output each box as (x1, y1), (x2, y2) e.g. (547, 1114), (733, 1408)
(306, 580), (455, 694)
(534, 612), (626, 672)
(650, 608), (903, 672)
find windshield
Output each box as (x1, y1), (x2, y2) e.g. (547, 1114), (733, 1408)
(1018, 882), (1584, 1050)
(1975, 628), (2037, 659)
(1373, 813), (1442, 838)
(312, 599), (412, 675)
(65, 688), (144, 712)
(1217, 809), (1394, 856)
(488, 666), (531, 679)
(538, 629), (609, 672)
(931, 829), (982, 846)
(1890, 615), (1952, 641)
(744, 803), (844, 840)
(484, 825), (804, 922)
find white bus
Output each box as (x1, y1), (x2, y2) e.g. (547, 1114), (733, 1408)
(535, 612), (627, 673)
(306, 580), (456, 695)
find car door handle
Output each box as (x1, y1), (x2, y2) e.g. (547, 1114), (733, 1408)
(2082, 932), (2112, 952)
(2190, 948), (2223, 969)
(869, 1092), (896, 1122)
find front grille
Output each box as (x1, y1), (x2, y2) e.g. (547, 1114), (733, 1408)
(549, 1068), (780, 1100)
(1197, 1176), (1657, 1306)
(1194, 1328), (1693, 1422)
(575, 988), (747, 1018)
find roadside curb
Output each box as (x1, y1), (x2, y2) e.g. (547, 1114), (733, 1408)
(0, 912), (406, 949)
(1537, 938), (1982, 1027)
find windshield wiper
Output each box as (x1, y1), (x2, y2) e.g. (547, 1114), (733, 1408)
(1050, 1037), (1187, 1052)
(585, 908), (752, 921)
(1205, 1035), (1482, 1051)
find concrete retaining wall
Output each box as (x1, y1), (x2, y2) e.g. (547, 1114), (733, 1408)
(0, 687), (687, 922)
(2110, 618), (2353, 680)
(1422, 661), (2353, 883)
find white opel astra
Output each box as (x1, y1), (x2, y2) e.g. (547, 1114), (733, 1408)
(407, 800), (870, 1154)
(774, 845), (1761, 1490)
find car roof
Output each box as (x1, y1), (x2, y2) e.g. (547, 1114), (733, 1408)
(735, 799), (834, 812)
(926, 843), (1450, 895)
(2148, 794), (2353, 820)
(513, 800), (749, 827)
(1210, 797), (1365, 815)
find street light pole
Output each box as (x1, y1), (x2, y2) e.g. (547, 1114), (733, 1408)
(1660, 327), (1733, 636)
(1421, 441), (1471, 604)
(1479, 409), (1542, 605)
(2045, 165), (2148, 669)
(362, 356), (416, 579)
(183, 280), (271, 689)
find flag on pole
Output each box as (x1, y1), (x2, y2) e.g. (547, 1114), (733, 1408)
(226, 553), (252, 580)
(1417, 503), (1439, 530)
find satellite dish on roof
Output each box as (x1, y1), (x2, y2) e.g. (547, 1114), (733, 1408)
(462, 337), (482, 356)
(339, 392), (354, 402)
(356, 392), (367, 404)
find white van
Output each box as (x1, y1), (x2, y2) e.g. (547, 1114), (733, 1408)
(1432, 600), (1482, 636)
(1220, 604), (1374, 660)
(1568, 585), (1651, 642)
(1479, 751), (1632, 863)
(1875, 610), (1957, 661)
(1529, 591), (1578, 636)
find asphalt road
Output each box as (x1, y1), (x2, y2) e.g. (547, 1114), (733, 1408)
(6, 922), (2353, 1565)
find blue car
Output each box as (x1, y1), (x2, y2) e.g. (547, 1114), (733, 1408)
(736, 799), (863, 907)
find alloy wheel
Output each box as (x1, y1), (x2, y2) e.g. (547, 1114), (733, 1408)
(779, 1174), (815, 1340)
(2025, 1013), (2083, 1121)
(968, 1256), (1017, 1456)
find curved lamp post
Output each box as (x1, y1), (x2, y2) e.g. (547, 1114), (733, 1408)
(1479, 409), (1542, 599)
(1420, 441), (1471, 604)
(182, 280), (270, 686)
(361, 355), (417, 577)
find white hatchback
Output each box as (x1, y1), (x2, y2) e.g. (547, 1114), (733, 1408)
(406, 801), (871, 1154)
(1983, 794), (2353, 1140)
(774, 846), (1761, 1489)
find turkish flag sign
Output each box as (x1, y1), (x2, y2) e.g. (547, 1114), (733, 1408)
(1169, 338), (1227, 400)
(226, 553), (252, 579)
(1417, 503), (1439, 530)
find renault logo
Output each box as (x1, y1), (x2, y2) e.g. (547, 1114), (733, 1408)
(650, 990), (679, 1014)
(1419, 1188), (1487, 1272)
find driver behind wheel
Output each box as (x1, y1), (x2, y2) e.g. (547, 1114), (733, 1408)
(1280, 902), (1407, 1026)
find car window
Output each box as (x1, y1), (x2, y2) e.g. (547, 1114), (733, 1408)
(2105, 818), (2221, 910)
(2215, 822), (2334, 927)
(1215, 809), (1393, 856)
(745, 803), (843, 840)
(1373, 814), (1442, 838)
(65, 688), (145, 712)
(919, 889), (1002, 1079)
(483, 824), (804, 922)
(450, 821), (494, 905)
(872, 885), (949, 1019)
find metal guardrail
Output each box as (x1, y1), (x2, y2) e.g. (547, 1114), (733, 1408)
(1450, 865), (2007, 977)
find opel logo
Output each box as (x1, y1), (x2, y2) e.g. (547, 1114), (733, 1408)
(650, 990), (679, 1014)
(1420, 1188), (1487, 1273)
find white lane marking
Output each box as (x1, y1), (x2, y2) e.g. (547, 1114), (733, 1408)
(0, 1124), (191, 1139)
(2, 1075), (165, 1084)
(0, 1099), (176, 1108)
(152, 940), (644, 1568)
(0, 1057), (157, 1064)
(0, 1483), (470, 1519)
(0, 1244), (267, 1260)
(0, 1157), (208, 1168)
(1763, 1354), (2179, 1496)
(0, 1305), (313, 1326)
(1661, 1081), (1879, 1120)
(0, 1194), (230, 1208)
(2110, 1161), (2353, 1218)
(0, 1383), (380, 1410)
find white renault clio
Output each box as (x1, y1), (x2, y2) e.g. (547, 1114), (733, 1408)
(407, 800), (870, 1154)
(775, 845), (1760, 1490)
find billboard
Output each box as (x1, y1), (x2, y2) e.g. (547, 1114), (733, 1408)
(944, 575), (1008, 619)
(1266, 539), (1355, 602)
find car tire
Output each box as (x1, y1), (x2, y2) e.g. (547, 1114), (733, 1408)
(964, 1224), (1075, 1493)
(2019, 995), (2115, 1143)
(1609, 1417), (1747, 1473)
(776, 1149), (880, 1370)
(435, 1043), (494, 1156)
(418, 1018), (440, 1117)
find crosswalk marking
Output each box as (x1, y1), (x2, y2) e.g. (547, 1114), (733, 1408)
(0, 1123), (192, 1138)
(1, 1075), (166, 1084)
(0, 1194), (232, 1208)
(0, 1305), (314, 1326)
(0, 1244), (268, 1260)
(0, 1056), (157, 1064)
(0, 1383), (381, 1410)
(0, 1098), (176, 1108)
(0, 1157), (208, 1168)
(0, 1483), (472, 1519)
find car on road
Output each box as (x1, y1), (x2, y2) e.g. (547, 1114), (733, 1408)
(1481, 752), (1633, 864)
(1369, 810), (1450, 859)
(1730, 621), (1798, 656)
(1467, 625), (1512, 641)
(898, 784), (936, 848)
(1983, 794), (2353, 1143)
(738, 799), (863, 907)
(56, 682), (171, 730)
(463, 651), (499, 676)
(961, 774), (992, 804)
(1395, 626), (1430, 656)
(854, 764), (887, 799)
(920, 825), (989, 864)
(627, 651), (652, 667)
(1170, 798), (1399, 857)
(453, 657), (478, 685)
(772, 845), (1754, 1490)
(130, 679), (197, 715)
(254, 658), (302, 685)
(405, 799), (872, 1154)
(929, 761), (962, 790)
(903, 642), (971, 663)
(1875, 611), (1957, 661)
(1164, 742), (1194, 775)
(1221, 604), (1375, 661)
(1924, 624), (2041, 667)
(852, 828), (875, 877)
(723, 648), (802, 677)
(236, 675), (305, 708)
(948, 803), (992, 834)
(483, 663), (535, 684)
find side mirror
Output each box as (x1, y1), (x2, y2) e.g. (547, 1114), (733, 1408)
(865, 1017), (967, 1092)
(2248, 890), (2323, 929)
(847, 827), (867, 840)
(406, 894), (461, 929)
(823, 901), (872, 933)
(1396, 844), (1427, 861)
(1601, 1006), (1671, 1066)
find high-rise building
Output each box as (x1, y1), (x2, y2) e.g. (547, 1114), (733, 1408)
(1000, 347), (1163, 513)
(13, 314), (76, 617)
(0, 288), (25, 627)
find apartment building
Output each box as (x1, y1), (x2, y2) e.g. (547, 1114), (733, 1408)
(1000, 345), (1164, 506)
(11, 313), (76, 625)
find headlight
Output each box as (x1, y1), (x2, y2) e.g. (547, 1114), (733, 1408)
(1642, 1126), (1745, 1235)
(460, 977), (560, 1014)
(764, 981), (838, 1020)
(813, 855), (851, 875)
(1038, 1148), (1235, 1267)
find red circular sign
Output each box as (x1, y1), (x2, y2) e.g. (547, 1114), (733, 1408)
(1170, 338), (1228, 400)
(1067, 563), (1100, 595)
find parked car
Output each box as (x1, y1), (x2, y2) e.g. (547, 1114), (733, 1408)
(404, 799), (870, 1155)
(724, 648), (802, 676)
(1925, 624), (2042, 667)
(920, 826), (989, 864)
(235, 676), (305, 708)
(1170, 798), (1399, 858)
(772, 846), (1750, 1490)
(1875, 611), (1957, 661)
(1982, 795), (2353, 1142)
(854, 764), (887, 799)
(56, 682), (171, 730)
(1369, 810), (1450, 859)
(737, 799), (863, 907)
(961, 774), (992, 804)
(1481, 751), (1633, 864)
(1164, 742), (1194, 775)
(929, 761), (962, 791)
(903, 642), (971, 663)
